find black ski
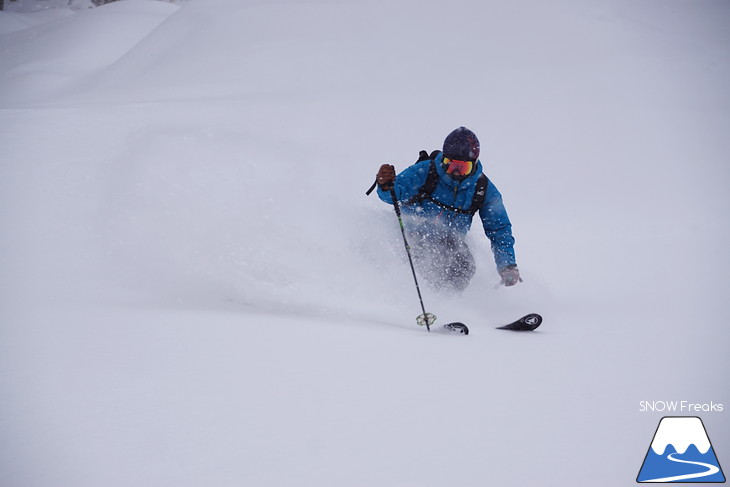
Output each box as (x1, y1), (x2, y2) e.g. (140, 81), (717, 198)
(423, 315), (540, 335)
(496, 313), (542, 331)
(442, 322), (469, 335)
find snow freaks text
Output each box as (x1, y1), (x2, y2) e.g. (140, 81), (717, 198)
(639, 401), (724, 413)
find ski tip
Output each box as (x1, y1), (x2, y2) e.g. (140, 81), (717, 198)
(442, 322), (469, 335)
(496, 313), (542, 331)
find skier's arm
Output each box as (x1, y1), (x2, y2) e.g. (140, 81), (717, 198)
(479, 182), (517, 271)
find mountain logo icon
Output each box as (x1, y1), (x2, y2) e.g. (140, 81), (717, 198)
(637, 416), (725, 483)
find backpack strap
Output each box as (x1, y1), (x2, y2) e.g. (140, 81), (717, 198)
(405, 151), (441, 206)
(468, 174), (489, 215)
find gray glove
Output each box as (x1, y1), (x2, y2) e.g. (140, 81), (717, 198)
(499, 265), (522, 287)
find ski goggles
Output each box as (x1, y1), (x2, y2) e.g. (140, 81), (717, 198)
(443, 157), (474, 176)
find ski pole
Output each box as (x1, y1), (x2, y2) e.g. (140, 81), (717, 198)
(387, 185), (435, 332)
(366, 179), (436, 331)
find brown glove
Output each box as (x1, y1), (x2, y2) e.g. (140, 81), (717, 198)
(376, 164), (396, 191)
(499, 265), (522, 287)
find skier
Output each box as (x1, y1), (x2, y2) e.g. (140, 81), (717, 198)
(375, 127), (521, 292)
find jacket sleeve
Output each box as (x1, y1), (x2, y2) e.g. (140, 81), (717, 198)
(376, 160), (431, 204)
(479, 181), (517, 271)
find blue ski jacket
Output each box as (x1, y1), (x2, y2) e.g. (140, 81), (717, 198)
(377, 152), (517, 271)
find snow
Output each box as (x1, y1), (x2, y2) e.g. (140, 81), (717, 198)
(1, 0), (729, 486)
(651, 417), (711, 455)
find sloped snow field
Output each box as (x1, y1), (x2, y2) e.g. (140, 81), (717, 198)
(1, 1), (729, 486)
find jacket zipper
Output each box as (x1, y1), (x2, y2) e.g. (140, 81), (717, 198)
(436, 181), (463, 221)
(452, 181), (461, 207)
